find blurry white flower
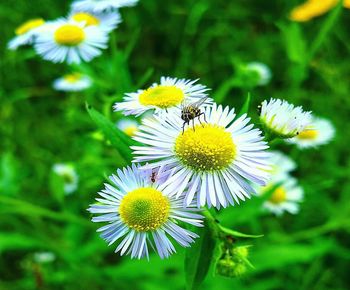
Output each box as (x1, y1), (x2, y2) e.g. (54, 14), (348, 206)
(34, 19), (108, 64)
(116, 119), (139, 137)
(8, 18), (45, 50)
(53, 73), (92, 92)
(114, 77), (211, 116)
(88, 164), (203, 259)
(259, 98), (312, 138)
(72, 0), (138, 13)
(52, 163), (79, 194)
(68, 10), (121, 32)
(286, 117), (335, 149)
(245, 62), (272, 86)
(33, 252), (56, 264)
(268, 150), (296, 179)
(259, 175), (303, 216)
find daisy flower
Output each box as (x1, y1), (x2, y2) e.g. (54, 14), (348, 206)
(116, 119), (139, 137)
(259, 176), (303, 216)
(268, 150), (296, 179)
(286, 117), (335, 149)
(68, 10), (121, 32)
(259, 98), (312, 139)
(33, 252), (56, 264)
(53, 73), (92, 92)
(132, 104), (271, 209)
(52, 163), (79, 194)
(72, 0), (139, 13)
(34, 19), (108, 64)
(88, 164), (203, 259)
(245, 62), (272, 86)
(8, 18), (45, 50)
(114, 77), (211, 116)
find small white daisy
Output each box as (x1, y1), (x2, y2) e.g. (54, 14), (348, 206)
(245, 62), (272, 86)
(132, 104), (271, 209)
(260, 176), (303, 216)
(88, 164), (203, 259)
(8, 18), (45, 50)
(68, 10), (121, 32)
(268, 150), (296, 178)
(53, 73), (92, 92)
(286, 117), (335, 149)
(116, 119), (139, 137)
(52, 163), (79, 194)
(114, 77), (211, 116)
(72, 0), (139, 13)
(33, 252), (56, 264)
(259, 98), (312, 138)
(34, 19), (108, 64)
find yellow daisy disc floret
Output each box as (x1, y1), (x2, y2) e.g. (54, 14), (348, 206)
(72, 12), (100, 26)
(63, 73), (82, 83)
(119, 187), (170, 232)
(175, 124), (236, 171)
(269, 186), (287, 204)
(139, 85), (185, 108)
(15, 18), (45, 35)
(297, 128), (318, 140)
(54, 24), (85, 46)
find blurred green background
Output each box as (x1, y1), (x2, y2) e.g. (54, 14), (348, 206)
(1, 0), (350, 289)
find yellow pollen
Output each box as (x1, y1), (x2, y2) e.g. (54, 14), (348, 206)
(119, 187), (170, 232)
(124, 126), (138, 137)
(15, 18), (45, 35)
(269, 186), (287, 204)
(54, 24), (85, 46)
(139, 85), (185, 109)
(297, 128), (318, 140)
(175, 124), (236, 171)
(63, 73), (82, 83)
(72, 12), (100, 26)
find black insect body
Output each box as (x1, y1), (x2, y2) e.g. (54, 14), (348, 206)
(181, 97), (208, 134)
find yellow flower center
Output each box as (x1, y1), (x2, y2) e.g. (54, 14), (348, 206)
(124, 126), (138, 137)
(269, 186), (287, 204)
(72, 12), (100, 26)
(175, 124), (236, 171)
(119, 187), (170, 232)
(54, 24), (85, 46)
(15, 18), (45, 35)
(63, 73), (82, 83)
(297, 128), (318, 140)
(139, 85), (185, 109)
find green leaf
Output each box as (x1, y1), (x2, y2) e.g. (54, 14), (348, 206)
(307, 0), (343, 62)
(185, 221), (217, 290)
(218, 225), (263, 238)
(238, 92), (251, 117)
(86, 104), (133, 164)
(278, 22), (306, 64)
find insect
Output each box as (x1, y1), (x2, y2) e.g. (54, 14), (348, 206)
(181, 97), (208, 134)
(150, 170), (157, 183)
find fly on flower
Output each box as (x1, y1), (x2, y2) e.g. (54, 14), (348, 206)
(180, 96), (208, 134)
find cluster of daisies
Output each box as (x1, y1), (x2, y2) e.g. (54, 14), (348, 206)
(8, 0), (139, 92)
(88, 76), (335, 259)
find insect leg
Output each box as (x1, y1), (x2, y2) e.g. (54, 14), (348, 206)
(198, 115), (204, 127)
(192, 118), (195, 131)
(182, 121), (186, 135)
(199, 112), (208, 123)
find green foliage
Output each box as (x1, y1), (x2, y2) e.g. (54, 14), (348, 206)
(1, 0), (350, 290)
